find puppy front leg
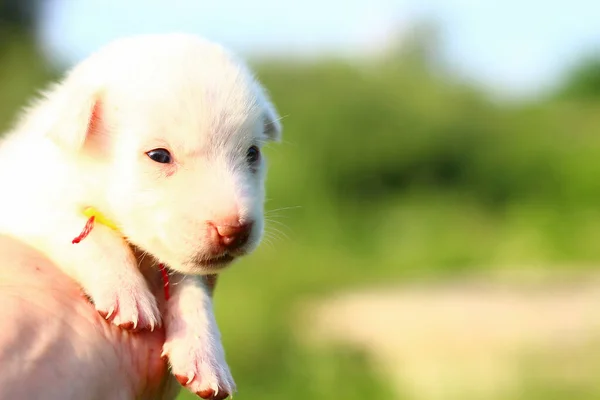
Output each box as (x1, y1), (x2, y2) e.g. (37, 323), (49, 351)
(44, 217), (161, 330)
(163, 275), (235, 400)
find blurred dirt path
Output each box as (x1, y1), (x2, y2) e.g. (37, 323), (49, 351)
(296, 269), (600, 400)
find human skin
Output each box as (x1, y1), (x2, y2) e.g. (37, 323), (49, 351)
(0, 234), (180, 400)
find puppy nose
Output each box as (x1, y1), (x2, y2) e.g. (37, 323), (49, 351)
(211, 221), (253, 250)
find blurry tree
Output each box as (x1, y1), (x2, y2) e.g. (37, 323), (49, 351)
(383, 20), (444, 72)
(257, 20), (600, 227)
(557, 54), (600, 101)
(0, 0), (55, 133)
(0, 0), (39, 30)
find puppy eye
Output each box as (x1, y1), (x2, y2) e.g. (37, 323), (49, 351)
(246, 145), (260, 165)
(146, 148), (172, 164)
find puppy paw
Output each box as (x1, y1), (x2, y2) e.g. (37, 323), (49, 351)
(163, 337), (235, 399)
(90, 278), (161, 331)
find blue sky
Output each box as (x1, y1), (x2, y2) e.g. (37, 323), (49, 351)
(37, 0), (600, 99)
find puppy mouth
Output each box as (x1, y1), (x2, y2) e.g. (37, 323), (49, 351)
(130, 243), (235, 273)
(198, 254), (235, 268)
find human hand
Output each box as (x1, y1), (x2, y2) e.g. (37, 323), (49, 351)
(0, 234), (179, 400)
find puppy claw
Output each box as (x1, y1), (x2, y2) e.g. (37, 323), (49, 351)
(187, 372), (196, 385)
(89, 279), (161, 332)
(151, 317), (163, 331)
(167, 339), (235, 399)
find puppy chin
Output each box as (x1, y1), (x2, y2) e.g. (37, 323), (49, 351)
(179, 241), (262, 275)
(182, 254), (237, 275)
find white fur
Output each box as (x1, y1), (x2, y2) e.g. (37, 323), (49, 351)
(0, 33), (281, 398)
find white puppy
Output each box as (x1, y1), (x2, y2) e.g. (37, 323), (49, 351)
(0, 33), (281, 399)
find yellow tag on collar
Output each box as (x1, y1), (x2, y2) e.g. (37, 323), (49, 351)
(82, 207), (119, 231)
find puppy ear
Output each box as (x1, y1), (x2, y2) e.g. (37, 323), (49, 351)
(256, 84), (281, 142)
(45, 83), (106, 154)
(263, 102), (282, 142)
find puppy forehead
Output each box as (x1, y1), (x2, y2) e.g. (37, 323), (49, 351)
(101, 50), (263, 154)
(127, 84), (261, 156)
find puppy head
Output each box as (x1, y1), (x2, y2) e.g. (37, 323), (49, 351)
(47, 34), (281, 274)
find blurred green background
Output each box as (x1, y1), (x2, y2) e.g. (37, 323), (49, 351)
(2, 1), (600, 399)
